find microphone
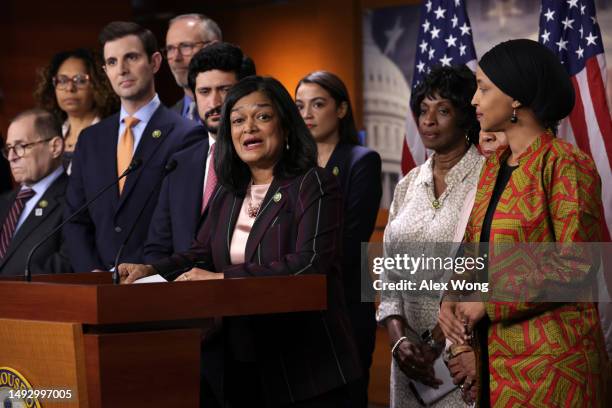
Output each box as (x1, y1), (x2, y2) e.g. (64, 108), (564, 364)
(111, 159), (178, 284)
(24, 158), (142, 282)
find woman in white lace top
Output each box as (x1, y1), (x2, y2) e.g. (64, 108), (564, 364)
(377, 66), (484, 408)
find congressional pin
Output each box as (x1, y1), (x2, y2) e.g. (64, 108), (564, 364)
(35, 208), (43, 216)
(273, 192), (282, 202)
(152, 129), (162, 138)
(38, 200), (48, 208)
(332, 166), (340, 176)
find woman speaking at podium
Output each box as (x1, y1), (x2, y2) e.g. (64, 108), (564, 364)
(118, 76), (360, 408)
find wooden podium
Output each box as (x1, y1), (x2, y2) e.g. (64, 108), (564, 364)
(0, 272), (326, 408)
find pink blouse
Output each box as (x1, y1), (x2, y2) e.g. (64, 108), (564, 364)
(229, 183), (271, 264)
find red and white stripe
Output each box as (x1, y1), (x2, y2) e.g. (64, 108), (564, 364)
(557, 54), (612, 240)
(401, 112), (425, 174)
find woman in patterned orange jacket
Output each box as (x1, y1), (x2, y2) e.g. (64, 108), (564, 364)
(439, 39), (608, 407)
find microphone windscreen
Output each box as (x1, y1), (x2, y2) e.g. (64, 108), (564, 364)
(165, 159), (178, 172)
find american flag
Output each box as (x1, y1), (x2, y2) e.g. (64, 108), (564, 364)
(539, 0), (612, 239)
(402, 0), (478, 174)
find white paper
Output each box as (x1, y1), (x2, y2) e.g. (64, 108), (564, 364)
(133, 274), (168, 284)
(411, 355), (457, 405)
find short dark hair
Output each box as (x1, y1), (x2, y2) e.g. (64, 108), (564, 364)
(296, 70), (360, 145)
(99, 21), (158, 58)
(33, 48), (119, 123)
(410, 65), (480, 144)
(11, 109), (62, 141)
(215, 76), (318, 192)
(187, 42), (256, 94)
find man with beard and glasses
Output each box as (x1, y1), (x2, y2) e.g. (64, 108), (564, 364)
(164, 14), (222, 121)
(144, 41), (254, 408)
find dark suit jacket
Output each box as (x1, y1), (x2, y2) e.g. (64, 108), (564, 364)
(326, 143), (382, 304)
(144, 135), (209, 262)
(171, 97), (184, 116)
(152, 167), (361, 406)
(0, 173), (72, 275)
(63, 105), (200, 272)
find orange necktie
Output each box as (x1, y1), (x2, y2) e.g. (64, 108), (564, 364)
(117, 116), (140, 194)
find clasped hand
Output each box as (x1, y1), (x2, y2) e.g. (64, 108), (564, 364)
(438, 301), (485, 345)
(394, 339), (443, 388)
(174, 268), (223, 281)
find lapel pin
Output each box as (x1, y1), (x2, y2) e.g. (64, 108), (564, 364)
(35, 208), (43, 216)
(38, 200), (48, 208)
(273, 192), (282, 203)
(152, 129), (162, 138)
(332, 166), (340, 176)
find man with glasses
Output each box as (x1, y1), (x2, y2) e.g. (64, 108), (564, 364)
(0, 109), (71, 275)
(63, 21), (201, 272)
(164, 14), (222, 121)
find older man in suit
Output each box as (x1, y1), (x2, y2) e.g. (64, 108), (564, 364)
(0, 109), (71, 275)
(64, 21), (202, 272)
(164, 14), (222, 121)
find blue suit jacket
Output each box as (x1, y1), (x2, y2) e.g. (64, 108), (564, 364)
(326, 143), (382, 304)
(144, 136), (209, 262)
(63, 105), (200, 272)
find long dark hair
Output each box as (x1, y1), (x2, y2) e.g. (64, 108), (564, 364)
(34, 48), (119, 123)
(215, 76), (318, 192)
(296, 70), (360, 145)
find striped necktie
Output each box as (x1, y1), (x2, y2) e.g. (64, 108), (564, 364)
(0, 188), (36, 258)
(201, 143), (217, 213)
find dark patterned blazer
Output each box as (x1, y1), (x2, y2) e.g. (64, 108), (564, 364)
(152, 167), (361, 406)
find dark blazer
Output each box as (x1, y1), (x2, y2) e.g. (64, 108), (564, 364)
(63, 105), (200, 272)
(326, 143), (382, 303)
(152, 167), (361, 406)
(144, 135), (209, 262)
(0, 172), (72, 275)
(171, 98), (184, 116)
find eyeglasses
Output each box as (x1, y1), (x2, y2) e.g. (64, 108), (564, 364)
(52, 74), (90, 90)
(1, 138), (55, 159)
(162, 41), (210, 59)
